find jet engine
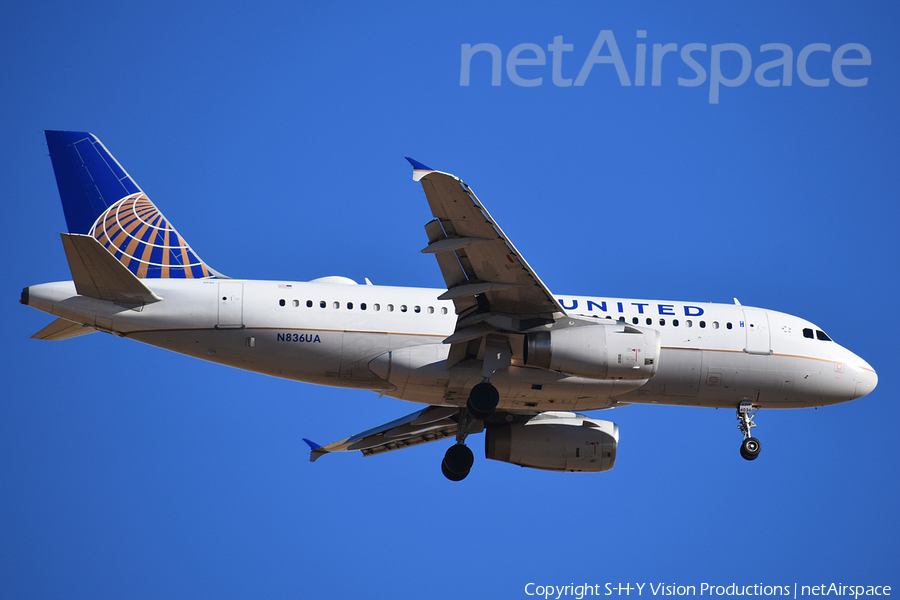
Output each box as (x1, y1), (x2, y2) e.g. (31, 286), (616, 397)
(485, 412), (618, 472)
(525, 323), (660, 380)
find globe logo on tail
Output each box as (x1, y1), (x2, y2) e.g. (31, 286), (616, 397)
(90, 193), (214, 279)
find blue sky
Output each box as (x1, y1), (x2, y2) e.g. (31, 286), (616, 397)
(2, 1), (898, 598)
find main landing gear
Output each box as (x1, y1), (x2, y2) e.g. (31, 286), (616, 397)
(441, 381), (500, 481)
(737, 401), (762, 461)
(442, 337), (509, 481)
(442, 439), (474, 481)
(466, 382), (500, 421)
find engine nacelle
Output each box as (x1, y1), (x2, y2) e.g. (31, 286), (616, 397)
(485, 412), (618, 472)
(525, 323), (660, 380)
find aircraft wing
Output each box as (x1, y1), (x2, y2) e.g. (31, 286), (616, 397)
(310, 164), (565, 466)
(410, 159), (564, 318)
(305, 405), (483, 462)
(408, 159), (566, 367)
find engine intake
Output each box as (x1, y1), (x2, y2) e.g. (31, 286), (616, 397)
(525, 323), (660, 380)
(485, 412), (618, 472)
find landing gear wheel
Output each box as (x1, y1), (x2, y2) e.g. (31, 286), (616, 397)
(442, 443), (474, 481)
(441, 460), (467, 481)
(740, 437), (761, 461)
(466, 382), (499, 421)
(736, 401), (761, 461)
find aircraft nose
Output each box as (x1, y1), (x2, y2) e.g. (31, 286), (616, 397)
(852, 359), (877, 400)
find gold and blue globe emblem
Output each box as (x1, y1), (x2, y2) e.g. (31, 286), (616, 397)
(90, 193), (213, 279)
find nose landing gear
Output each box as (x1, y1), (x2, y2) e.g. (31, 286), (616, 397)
(740, 436), (761, 460)
(737, 401), (761, 461)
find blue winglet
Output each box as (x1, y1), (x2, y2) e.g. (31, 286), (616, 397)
(303, 438), (328, 463)
(405, 157), (433, 171)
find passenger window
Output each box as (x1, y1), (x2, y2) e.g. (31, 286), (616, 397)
(320, 300), (326, 308)
(673, 319), (679, 327)
(441, 307), (448, 315)
(803, 328), (814, 339)
(816, 330), (833, 342)
(699, 321), (706, 328)
(427, 306), (434, 314)
(347, 302), (353, 310)
(726, 322), (732, 329)
(686, 320), (692, 327)
(292, 299), (299, 307)
(374, 303), (381, 311)
(659, 318), (666, 326)
(279, 299), (285, 307)
(306, 300), (313, 308)
(333, 301), (340, 309)
(387, 304), (394, 312)
(361, 303), (367, 311)
(632, 317), (639, 325)
(414, 306), (421, 313)
(646, 318), (652, 325)
(713, 321), (719, 329)
(400, 305), (408, 312)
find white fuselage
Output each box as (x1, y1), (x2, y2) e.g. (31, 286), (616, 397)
(26, 277), (877, 413)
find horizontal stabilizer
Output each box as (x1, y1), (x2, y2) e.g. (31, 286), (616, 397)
(61, 233), (163, 304)
(31, 317), (96, 341)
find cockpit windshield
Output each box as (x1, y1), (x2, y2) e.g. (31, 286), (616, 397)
(803, 327), (833, 342)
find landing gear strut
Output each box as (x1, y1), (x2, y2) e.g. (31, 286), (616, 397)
(737, 401), (761, 461)
(442, 405), (480, 481)
(466, 336), (508, 422)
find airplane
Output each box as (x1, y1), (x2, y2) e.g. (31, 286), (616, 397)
(21, 130), (878, 481)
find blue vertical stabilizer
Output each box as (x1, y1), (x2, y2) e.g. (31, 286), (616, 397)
(44, 131), (219, 279)
(45, 131), (142, 235)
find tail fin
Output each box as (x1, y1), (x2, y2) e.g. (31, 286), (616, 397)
(45, 131), (219, 279)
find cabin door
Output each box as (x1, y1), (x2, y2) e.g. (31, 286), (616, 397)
(742, 309), (771, 355)
(217, 282), (244, 329)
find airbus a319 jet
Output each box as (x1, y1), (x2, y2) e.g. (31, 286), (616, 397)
(22, 131), (878, 480)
